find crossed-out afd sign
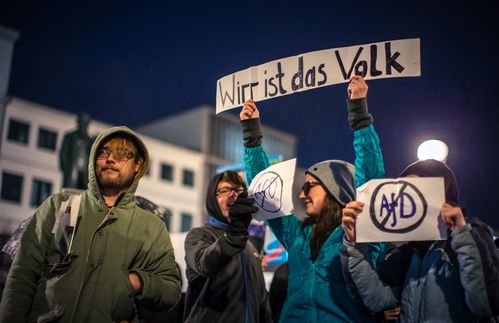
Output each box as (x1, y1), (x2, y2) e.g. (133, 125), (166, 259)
(355, 177), (446, 243)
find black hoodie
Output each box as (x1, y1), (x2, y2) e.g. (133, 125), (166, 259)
(184, 172), (271, 323)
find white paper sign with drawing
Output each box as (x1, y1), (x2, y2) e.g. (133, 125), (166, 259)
(216, 38), (421, 113)
(355, 177), (446, 243)
(248, 158), (296, 221)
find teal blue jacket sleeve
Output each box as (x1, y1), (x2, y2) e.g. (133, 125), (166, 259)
(347, 97), (384, 187)
(349, 101), (387, 268)
(353, 124), (385, 188)
(243, 145), (302, 250)
(244, 145), (270, 185)
(353, 124), (387, 266)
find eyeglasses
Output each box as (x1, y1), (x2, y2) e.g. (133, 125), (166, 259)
(216, 186), (245, 197)
(302, 181), (321, 195)
(97, 147), (135, 161)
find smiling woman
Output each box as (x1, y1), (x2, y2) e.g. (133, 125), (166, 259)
(239, 76), (387, 322)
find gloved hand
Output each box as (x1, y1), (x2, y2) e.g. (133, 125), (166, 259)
(228, 191), (258, 236)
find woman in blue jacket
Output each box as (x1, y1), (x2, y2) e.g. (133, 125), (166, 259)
(240, 76), (386, 322)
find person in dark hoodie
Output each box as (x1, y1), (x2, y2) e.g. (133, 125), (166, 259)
(341, 159), (494, 322)
(183, 170), (272, 323)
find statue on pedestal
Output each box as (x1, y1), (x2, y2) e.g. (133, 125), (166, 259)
(59, 113), (94, 189)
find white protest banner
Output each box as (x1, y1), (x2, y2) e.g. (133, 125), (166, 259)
(355, 177), (446, 243)
(248, 158), (296, 222)
(216, 38), (420, 113)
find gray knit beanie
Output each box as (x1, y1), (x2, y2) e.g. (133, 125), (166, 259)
(306, 160), (356, 206)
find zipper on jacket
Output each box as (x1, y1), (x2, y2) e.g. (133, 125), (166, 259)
(414, 245), (431, 321)
(240, 251), (249, 323)
(309, 262), (316, 322)
(418, 242), (438, 322)
(70, 207), (114, 322)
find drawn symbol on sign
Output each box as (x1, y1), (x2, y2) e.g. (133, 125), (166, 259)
(252, 171), (283, 213)
(369, 180), (428, 233)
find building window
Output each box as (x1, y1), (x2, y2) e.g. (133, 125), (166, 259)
(144, 160), (151, 177)
(31, 179), (52, 207)
(1, 172), (23, 203)
(163, 208), (172, 231)
(37, 128), (58, 151)
(160, 163), (173, 181)
(182, 169), (195, 187)
(181, 212), (192, 232)
(7, 119), (30, 144)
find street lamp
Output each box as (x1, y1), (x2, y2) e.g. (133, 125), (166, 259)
(417, 139), (448, 162)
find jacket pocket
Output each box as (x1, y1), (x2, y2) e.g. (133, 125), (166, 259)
(111, 265), (137, 321)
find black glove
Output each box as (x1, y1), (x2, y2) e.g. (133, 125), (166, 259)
(228, 191), (258, 236)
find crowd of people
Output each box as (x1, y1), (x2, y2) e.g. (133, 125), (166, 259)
(0, 76), (497, 322)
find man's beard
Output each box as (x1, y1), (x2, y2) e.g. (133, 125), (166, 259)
(97, 168), (133, 191)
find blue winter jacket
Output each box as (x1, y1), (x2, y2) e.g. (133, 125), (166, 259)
(342, 225), (493, 322)
(244, 124), (386, 322)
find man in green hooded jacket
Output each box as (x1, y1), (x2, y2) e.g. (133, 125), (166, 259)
(0, 126), (181, 323)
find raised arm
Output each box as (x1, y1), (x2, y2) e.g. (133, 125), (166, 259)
(347, 76), (385, 187)
(240, 99), (270, 183)
(240, 100), (301, 250)
(346, 76), (387, 267)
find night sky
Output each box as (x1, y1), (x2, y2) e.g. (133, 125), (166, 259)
(1, 0), (498, 228)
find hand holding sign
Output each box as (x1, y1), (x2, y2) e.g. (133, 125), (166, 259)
(240, 99), (259, 120)
(440, 203), (466, 232)
(347, 76), (368, 99)
(342, 201), (364, 242)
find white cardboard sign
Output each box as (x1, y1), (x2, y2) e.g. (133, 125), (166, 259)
(355, 177), (446, 243)
(248, 158), (296, 221)
(216, 38), (421, 113)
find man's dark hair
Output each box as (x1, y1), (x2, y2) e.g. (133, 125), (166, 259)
(219, 171), (246, 189)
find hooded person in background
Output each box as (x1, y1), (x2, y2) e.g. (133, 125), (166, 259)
(0, 126), (181, 323)
(183, 170), (272, 323)
(341, 159), (495, 322)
